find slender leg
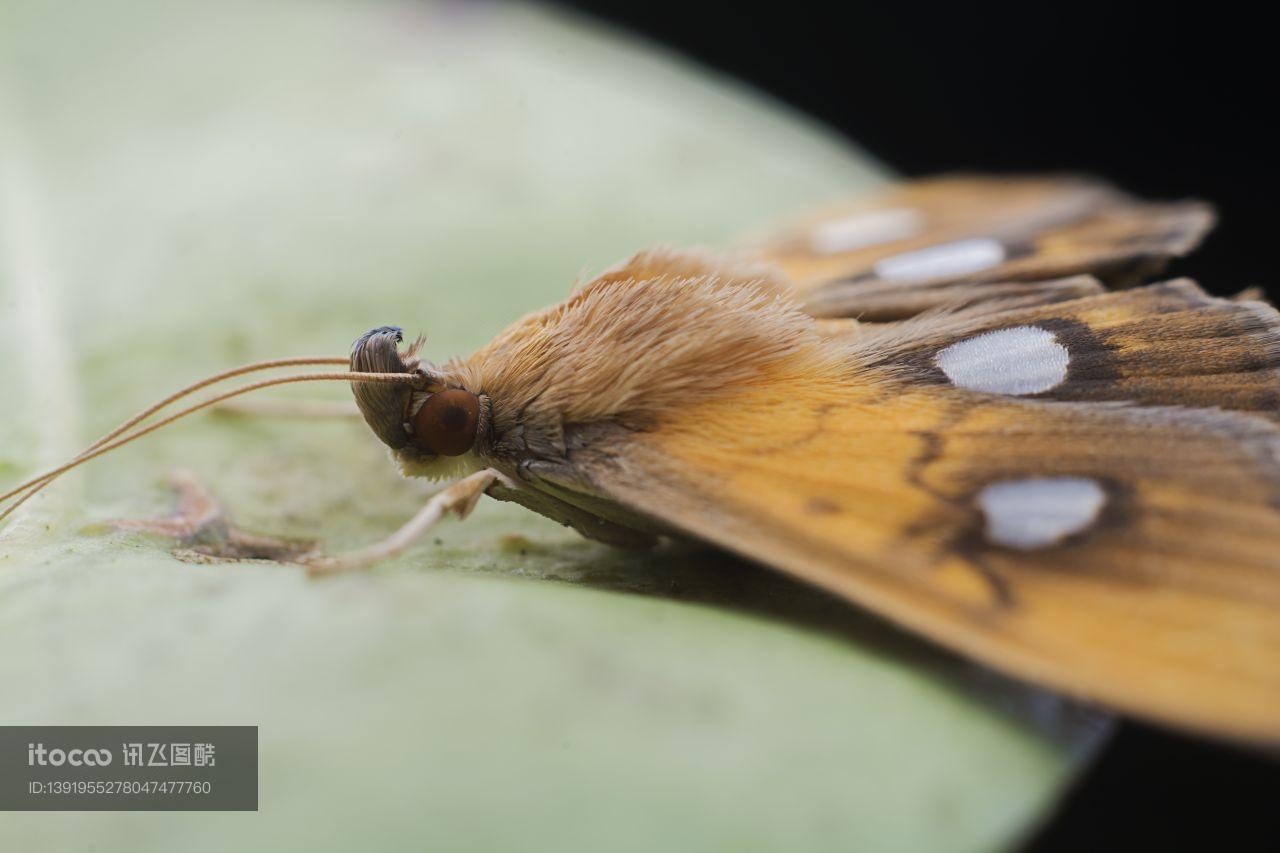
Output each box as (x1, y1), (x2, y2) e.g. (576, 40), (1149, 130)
(109, 469), (224, 538)
(109, 469), (316, 562)
(299, 468), (510, 577)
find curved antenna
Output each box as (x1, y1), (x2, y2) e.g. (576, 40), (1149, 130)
(0, 368), (418, 524)
(1, 356), (348, 512)
(82, 356), (349, 456)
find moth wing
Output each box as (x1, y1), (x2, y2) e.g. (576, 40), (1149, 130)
(551, 282), (1280, 743)
(752, 174), (1214, 319)
(850, 277), (1280, 417)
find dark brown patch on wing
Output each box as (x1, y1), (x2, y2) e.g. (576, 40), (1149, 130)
(805, 497), (841, 516)
(854, 278), (1280, 418)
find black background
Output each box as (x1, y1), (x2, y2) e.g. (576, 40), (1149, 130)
(562, 3), (1279, 850)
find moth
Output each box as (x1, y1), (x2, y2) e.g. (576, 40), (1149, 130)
(4, 175), (1279, 745)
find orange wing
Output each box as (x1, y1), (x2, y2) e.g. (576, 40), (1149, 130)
(749, 174), (1213, 319)
(550, 279), (1280, 744)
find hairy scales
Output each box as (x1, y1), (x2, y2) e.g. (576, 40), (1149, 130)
(443, 248), (843, 462)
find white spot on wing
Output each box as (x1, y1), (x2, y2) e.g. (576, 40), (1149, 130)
(979, 477), (1107, 550)
(937, 326), (1068, 395)
(873, 237), (1006, 280)
(808, 208), (924, 255)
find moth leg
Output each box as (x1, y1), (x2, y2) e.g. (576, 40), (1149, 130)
(487, 480), (657, 550)
(109, 469), (315, 562)
(213, 399), (361, 418)
(299, 468), (508, 577)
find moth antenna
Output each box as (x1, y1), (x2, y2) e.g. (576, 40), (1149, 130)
(83, 356), (349, 456)
(0, 370), (420, 524)
(0, 356), (348, 518)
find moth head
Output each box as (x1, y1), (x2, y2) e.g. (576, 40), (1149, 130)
(350, 326), (481, 459)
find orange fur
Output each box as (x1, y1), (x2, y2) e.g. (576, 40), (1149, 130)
(445, 248), (836, 457)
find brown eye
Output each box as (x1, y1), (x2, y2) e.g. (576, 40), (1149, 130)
(408, 388), (479, 456)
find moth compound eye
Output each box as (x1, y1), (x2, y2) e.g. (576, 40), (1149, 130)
(409, 388), (479, 457)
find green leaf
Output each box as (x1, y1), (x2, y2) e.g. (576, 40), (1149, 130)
(0, 1), (1108, 850)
